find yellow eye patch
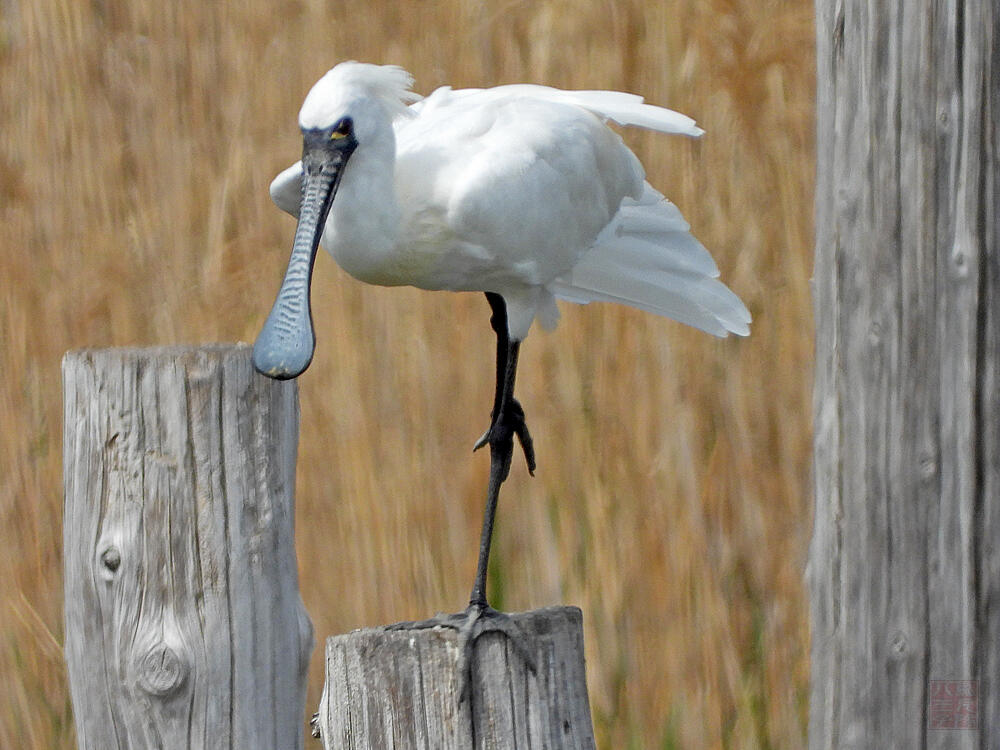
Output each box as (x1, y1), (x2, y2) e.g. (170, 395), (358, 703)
(330, 118), (352, 140)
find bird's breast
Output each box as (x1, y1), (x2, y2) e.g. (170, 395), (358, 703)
(323, 206), (453, 289)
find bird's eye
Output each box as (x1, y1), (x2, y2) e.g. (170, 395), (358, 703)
(330, 118), (353, 140)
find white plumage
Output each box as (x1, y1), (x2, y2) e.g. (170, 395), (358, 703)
(267, 62), (750, 342)
(252, 62), (752, 649)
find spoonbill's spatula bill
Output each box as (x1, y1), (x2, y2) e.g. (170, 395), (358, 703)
(253, 62), (750, 690)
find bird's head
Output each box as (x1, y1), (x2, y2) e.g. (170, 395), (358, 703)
(252, 63), (417, 380)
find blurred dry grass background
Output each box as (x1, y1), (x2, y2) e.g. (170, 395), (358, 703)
(0, 0), (814, 747)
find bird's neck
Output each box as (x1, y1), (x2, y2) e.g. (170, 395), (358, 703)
(323, 142), (403, 285)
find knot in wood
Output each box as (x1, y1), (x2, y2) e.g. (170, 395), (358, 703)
(99, 546), (121, 577)
(950, 243), (969, 278)
(918, 453), (937, 483)
(136, 642), (188, 697)
(890, 629), (908, 657)
(937, 105), (950, 129)
(867, 320), (882, 347)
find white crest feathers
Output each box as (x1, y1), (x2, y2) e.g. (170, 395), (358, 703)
(299, 62), (420, 128)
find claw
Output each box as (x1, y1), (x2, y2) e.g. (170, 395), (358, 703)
(473, 429), (490, 452)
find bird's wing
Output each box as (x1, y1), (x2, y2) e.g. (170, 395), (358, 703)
(413, 87), (746, 336)
(395, 92), (646, 289)
(269, 161), (303, 218)
(551, 184), (751, 337)
(410, 84), (703, 137)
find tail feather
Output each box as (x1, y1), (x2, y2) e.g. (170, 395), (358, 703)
(553, 184), (751, 337)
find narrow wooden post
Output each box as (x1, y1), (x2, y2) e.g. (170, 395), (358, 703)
(63, 345), (314, 749)
(314, 606), (596, 749)
(811, 0), (998, 746)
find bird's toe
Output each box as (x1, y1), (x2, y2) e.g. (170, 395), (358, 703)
(506, 399), (536, 474)
(386, 604), (536, 705)
(469, 606), (538, 673)
(472, 428), (491, 453)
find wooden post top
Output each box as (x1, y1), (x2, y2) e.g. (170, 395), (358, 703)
(316, 606), (596, 750)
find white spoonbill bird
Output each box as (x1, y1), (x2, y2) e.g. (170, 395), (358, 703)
(253, 62), (749, 674)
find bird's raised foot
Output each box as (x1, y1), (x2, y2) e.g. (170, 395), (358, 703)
(387, 604), (537, 704)
(309, 712), (321, 739)
(472, 397), (536, 475)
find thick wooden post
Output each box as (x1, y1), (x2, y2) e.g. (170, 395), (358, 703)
(63, 345), (313, 749)
(314, 606), (595, 749)
(810, 1), (998, 747)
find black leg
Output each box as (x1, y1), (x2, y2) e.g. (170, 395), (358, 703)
(469, 295), (534, 606)
(484, 292), (509, 429)
(386, 292), (538, 702)
(473, 292), (536, 477)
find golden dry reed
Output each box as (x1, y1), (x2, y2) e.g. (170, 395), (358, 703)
(0, 0), (814, 747)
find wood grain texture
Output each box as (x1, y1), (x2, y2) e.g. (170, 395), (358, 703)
(810, 1), (997, 747)
(63, 345), (313, 749)
(315, 606), (595, 749)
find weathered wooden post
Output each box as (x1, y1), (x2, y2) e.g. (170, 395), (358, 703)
(810, 0), (998, 747)
(63, 345), (313, 749)
(313, 606), (596, 749)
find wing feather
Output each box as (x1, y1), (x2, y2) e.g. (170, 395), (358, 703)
(552, 184), (750, 337)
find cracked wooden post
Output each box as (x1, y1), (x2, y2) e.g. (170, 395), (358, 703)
(314, 606), (596, 749)
(63, 344), (313, 749)
(810, 0), (998, 746)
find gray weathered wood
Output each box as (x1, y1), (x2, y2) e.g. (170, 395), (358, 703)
(315, 606), (596, 749)
(63, 345), (313, 749)
(810, 1), (997, 747)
